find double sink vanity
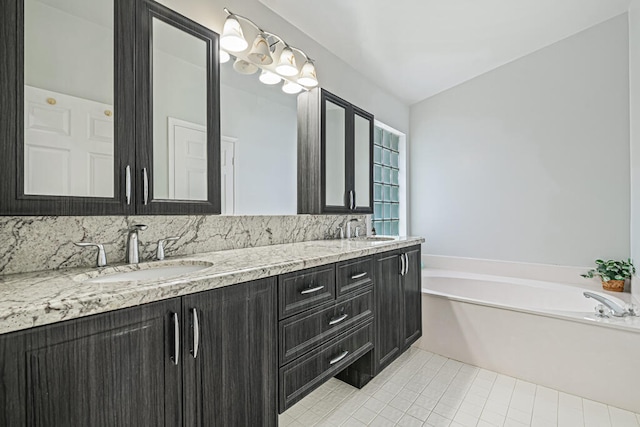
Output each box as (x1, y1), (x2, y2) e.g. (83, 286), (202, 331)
(0, 237), (424, 426)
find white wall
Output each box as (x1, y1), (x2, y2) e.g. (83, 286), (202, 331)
(410, 14), (630, 267)
(630, 1), (640, 300)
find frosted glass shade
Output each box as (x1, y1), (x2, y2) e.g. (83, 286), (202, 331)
(276, 47), (298, 76)
(297, 61), (318, 87)
(219, 49), (230, 64)
(282, 80), (303, 94)
(233, 58), (258, 75)
(247, 34), (273, 65)
(220, 16), (248, 52)
(259, 70), (281, 85)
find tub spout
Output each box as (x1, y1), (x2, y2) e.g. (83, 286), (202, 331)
(583, 291), (629, 317)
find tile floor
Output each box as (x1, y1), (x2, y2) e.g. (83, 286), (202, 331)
(279, 347), (640, 427)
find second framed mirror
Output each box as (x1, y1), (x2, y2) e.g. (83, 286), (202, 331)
(136, 0), (221, 214)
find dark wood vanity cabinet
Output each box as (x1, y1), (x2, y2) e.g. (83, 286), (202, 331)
(278, 257), (376, 412)
(297, 88), (374, 215)
(0, 278), (276, 427)
(373, 244), (422, 373)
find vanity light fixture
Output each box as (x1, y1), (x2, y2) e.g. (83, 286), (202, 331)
(259, 70), (281, 85)
(220, 49), (231, 64)
(222, 8), (319, 92)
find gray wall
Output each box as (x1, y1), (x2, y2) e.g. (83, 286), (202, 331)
(409, 14), (630, 267)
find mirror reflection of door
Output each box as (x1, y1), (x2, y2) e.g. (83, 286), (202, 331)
(221, 137), (236, 215)
(167, 118), (207, 200)
(23, 0), (114, 198)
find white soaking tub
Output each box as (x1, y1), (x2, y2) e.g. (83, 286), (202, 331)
(419, 269), (640, 413)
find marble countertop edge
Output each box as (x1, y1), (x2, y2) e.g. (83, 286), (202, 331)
(0, 237), (425, 335)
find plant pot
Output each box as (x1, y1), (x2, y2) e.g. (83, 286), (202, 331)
(602, 279), (625, 292)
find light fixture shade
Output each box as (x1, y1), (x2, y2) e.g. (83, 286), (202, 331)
(282, 80), (303, 94)
(259, 70), (281, 85)
(297, 61), (318, 87)
(247, 34), (273, 65)
(219, 49), (231, 64)
(220, 15), (248, 52)
(233, 58), (258, 75)
(276, 47), (298, 76)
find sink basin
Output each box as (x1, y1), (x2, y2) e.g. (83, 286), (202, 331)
(80, 261), (212, 284)
(352, 236), (397, 242)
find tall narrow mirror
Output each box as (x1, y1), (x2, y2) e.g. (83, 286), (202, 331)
(23, 0), (114, 197)
(152, 17), (208, 201)
(325, 100), (346, 207)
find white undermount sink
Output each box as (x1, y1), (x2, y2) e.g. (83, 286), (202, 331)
(80, 262), (212, 284)
(354, 236), (397, 242)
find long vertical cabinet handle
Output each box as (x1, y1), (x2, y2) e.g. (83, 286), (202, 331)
(191, 308), (200, 359)
(142, 168), (149, 205)
(171, 312), (180, 365)
(125, 165), (131, 205)
(399, 253), (406, 277)
(404, 254), (410, 276)
(349, 191), (355, 210)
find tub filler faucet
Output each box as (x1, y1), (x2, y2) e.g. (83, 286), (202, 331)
(583, 291), (632, 317)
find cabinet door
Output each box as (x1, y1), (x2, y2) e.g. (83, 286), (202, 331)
(0, 0), (135, 215)
(182, 278), (277, 427)
(352, 107), (374, 213)
(402, 246), (422, 348)
(322, 91), (350, 212)
(0, 299), (182, 427)
(373, 250), (403, 373)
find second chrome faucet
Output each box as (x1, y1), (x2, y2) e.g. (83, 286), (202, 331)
(127, 224), (148, 264)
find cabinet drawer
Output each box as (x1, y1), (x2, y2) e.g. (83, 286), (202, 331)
(336, 256), (373, 297)
(279, 289), (373, 365)
(279, 321), (374, 411)
(279, 265), (336, 319)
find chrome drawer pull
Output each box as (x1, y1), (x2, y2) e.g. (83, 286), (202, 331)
(191, 308), (200, 359)
(300, 285), (324, 295)
(350, 272), (367, 280)
(328, 313), (349, 326)
(329, 350), (349, 365)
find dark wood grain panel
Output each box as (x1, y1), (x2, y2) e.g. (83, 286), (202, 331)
(279, 321), (374, 412)
(182, 278), (277, 427)
(336, 256), (374, 297)
(0, 298), (182, 427)
(279, 288), (373, 365)
(373, 249), (403, 373)
(402, 246), (422, 349)
(279, 264), (336, 319)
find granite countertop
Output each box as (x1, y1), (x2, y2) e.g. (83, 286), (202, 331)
(0, 237), (424, 335)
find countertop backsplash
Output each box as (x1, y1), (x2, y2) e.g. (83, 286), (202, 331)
(0, 214), (368, 276)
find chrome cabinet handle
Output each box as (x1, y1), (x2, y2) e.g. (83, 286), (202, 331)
(191, 308), (199, 359)
(328, 313), (349, 326)
(74, 242), (108, 267)
(125, 165), (131, 205)
(404, 254), (410, 275)
(400, 253), (406, 276)
(349, 190), (355, 210)
(171, 312), (179, 365)
(143, 168), (149, 205)
(300, 285), (324, 295)
(351, 272), (367, 280)
(329, 350), (349, 365)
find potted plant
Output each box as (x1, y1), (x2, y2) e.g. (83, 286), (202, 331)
(581, 259), (635, 292)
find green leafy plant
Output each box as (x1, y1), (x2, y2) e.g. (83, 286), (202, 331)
(581, 259), (635, 282)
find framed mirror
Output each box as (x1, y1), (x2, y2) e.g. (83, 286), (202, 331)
(0, 0), (135, 215)
(136, 0), (220, 215)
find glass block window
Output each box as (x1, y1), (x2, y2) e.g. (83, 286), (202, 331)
(373, 126), (401, 236)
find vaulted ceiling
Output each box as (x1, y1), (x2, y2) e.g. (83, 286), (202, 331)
(259, 0), (632, 104)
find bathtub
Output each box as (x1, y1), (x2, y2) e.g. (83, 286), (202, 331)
(419, 269), (640, 413)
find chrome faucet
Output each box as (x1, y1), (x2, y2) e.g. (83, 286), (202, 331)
(127, 224), (148, 264)
(583, 291), (630, 317)
(346, 219), (358, 239)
